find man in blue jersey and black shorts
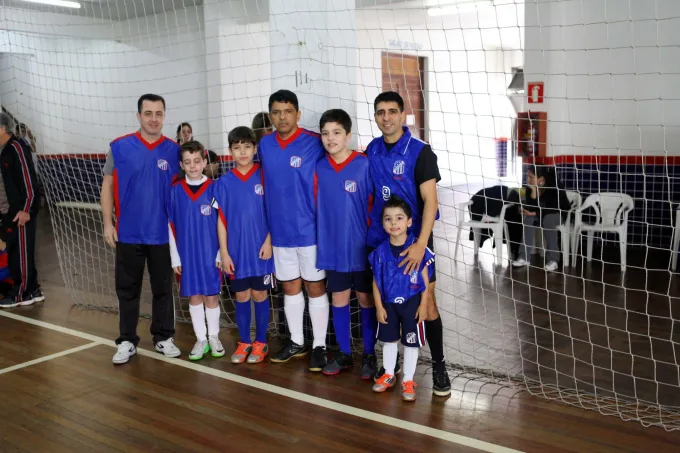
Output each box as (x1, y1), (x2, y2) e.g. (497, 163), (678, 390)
(259, 90), (330, 371)
(366, 91), (451, 396)
(101, 94), (182, 364)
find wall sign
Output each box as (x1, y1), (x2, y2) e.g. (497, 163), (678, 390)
(527, 82), (544, 104)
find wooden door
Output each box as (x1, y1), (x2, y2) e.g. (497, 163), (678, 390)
(381, 52), (426, 141)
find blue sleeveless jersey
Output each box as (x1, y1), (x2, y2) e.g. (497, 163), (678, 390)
(366, 127), (439, 248)
(111, 132), (180, 244)
(368, 233), (435, 304)
(214, 165), (273, 280)
(315, 151), (373, 272)
(168, 179), (221, 297)
(258, 128), (325, 247)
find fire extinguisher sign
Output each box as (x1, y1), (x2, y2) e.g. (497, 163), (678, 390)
(527, 82), (544, 104)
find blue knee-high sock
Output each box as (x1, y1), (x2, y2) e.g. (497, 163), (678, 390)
(234, 301), (251, 344)
(254, 298), (270, 343)
(361, 307), (377, 355)
(332, 305), (351, 354)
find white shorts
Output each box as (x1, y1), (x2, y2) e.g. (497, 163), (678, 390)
(273, 245), (326, 282)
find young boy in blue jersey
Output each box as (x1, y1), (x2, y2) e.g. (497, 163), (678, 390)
(366, 91), (451, 396)
(215, 127), (274, 364)
(370, 195), (433, 402)
(315, 109), (378, 379)
(168, 141), (225, 361)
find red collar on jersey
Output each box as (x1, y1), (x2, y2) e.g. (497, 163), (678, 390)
(134, 131), (167, 150)
(232, 163), (260, 182)
(181, 178), (212, 202)
(275, 127), (303, 150)
(327, 150), (360, 173)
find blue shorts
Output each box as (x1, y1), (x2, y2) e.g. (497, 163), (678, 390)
(230, 274), (274, 293)
(326, 269), (372, 293)
(376, 295), (426, 348)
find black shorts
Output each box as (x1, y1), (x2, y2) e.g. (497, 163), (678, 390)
(376, 295), (426, 348)
(230, 274), (274, 293)
(326, 269), (373, 293)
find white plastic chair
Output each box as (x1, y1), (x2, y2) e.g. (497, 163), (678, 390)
(573, 193), (634, 271)
(671, 206), (680, 271)
(454, 199), (513, 265)
(556, 190), (582, 267)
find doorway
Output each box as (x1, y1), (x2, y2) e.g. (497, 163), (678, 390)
(381, 52), (427, 141)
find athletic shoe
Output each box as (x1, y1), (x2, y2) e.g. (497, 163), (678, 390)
(30, 288), (45, 302)
(360, 354), (377, 380)
(372, 373), (396, 393)
(270, 339), (308, 363)
(247, 341), (268, 364)
(231, 342), (252, 364)
(112, 341), (136, 364)
(322, 351), (353, 376)
(402, 380), (418, 402)
(189, 340), (209, 361)
(432, 366), (452, 396)
(374, 352), (401, 382)
(209, 335), (225, 358)
(545, 261), (558, 272)
(309, 346), (327, 372)
(512, 258), (528, 268)
(0, 296), (20, 309)
(155, 338), (181, 358)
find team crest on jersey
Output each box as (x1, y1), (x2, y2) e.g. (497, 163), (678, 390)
(200, 205), (212, 216)
(344, 180), (357, 193)
(394, 297), (405, 304)
(290, 156), (302, 168)
(157, 159), (169, 171)
(410, 270), (418, 284)
(406, 332), (417, 344)
(393, 160), (405, 175)
(263, 274), (271, 286)
(254, 184), (264, 196)
(382, 186), (391, 201)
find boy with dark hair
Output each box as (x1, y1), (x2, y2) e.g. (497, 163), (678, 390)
(167, 140), (225, 361)
(366, 90), (451, 396)
(370, 195), (433, 402)
(215, 126), (274, 364)
(315, 109), (378, 378)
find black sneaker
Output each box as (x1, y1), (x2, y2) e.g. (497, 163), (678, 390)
(0, 295), (33, 308)
(360, 354), (377, 380)
(374, 352), (401, 382)
(432, 365), (452, 396)
(322, 351), (353, 376)
(30, 288), (45, 302)
(270, 339), (308, 363)
(309, 346), (328, 372)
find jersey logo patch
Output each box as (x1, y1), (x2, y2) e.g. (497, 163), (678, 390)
(157, 159), (169, 171)
(290, 156), (302, 168)
(410, 270), (418, 284)
(344, 180), (357, 193)
(254, 184), (264, 196)
(200, 205), (212, 216)
(394, 297), (405, 304)
(406, 332), (417, 344)
(393, 160), (405, 175)
(382, 186), (391, 201)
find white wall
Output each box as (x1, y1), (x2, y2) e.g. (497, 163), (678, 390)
(524, 0), (680, 157)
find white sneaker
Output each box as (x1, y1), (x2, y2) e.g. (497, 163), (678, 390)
(112, 341), (136, 364)
(512, 258), (528, 267)
(208, 335), (225, 358)
(545, 261), (559, 272)
(155, 338), (181, 358)
(189, 340), (209, 361)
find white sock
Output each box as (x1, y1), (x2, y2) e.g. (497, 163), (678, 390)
(189, 304), (207, 342)
(205, 306), (221, 336)
(383, 342), (398, 376)
(284, 292), (305, 346)
(403, 346), (419, 382)
(308, 294), (329, 348)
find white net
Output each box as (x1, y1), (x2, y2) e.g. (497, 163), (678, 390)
(4, 0), (680, 430)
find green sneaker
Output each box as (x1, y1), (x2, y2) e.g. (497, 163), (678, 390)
(209, 335), (226, 358)
(189, 340), (209, 361)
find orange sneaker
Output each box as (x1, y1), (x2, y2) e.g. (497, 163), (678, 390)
(247, 341), (269, 364)
(401, 380), (417, 402)
(372, 373), (396, 393)
(231, 342), (252, 364)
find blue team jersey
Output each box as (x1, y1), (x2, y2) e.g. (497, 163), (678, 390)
(368, 233), (435, 304)
(168, 179), (221, 297)
(258, 128), (325, 247)
(112, 132), (180, 244)
(315, 151), (373, 272)
(213, 165), (273, 280)
(366, 127), (439, 248)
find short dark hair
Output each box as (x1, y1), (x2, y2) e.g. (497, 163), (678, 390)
(268, 90), (299, 112)
(228, 126), (257, 148)
(319, 109), (352, 134)
(252, 112), (272, 142)
(206, 150), (219, 164)
(179, 140), (205, 160)
(381, 195), (412, 219)
(374, 91), (404, 112)
(137, 94), (166, 113)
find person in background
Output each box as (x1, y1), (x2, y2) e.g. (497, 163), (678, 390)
(252, 112), (273, 144)
(204, 150), (221, 180)
(176, 122), (193, 145)
(512, 165), (571, 272)
(0, 238), (14, 297)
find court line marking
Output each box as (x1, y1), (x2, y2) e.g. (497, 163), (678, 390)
(0, 310), (523, 453)
(0, 341), (102, 375)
